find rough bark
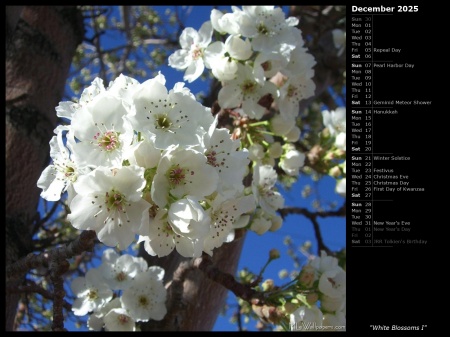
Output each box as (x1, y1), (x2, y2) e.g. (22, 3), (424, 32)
(5, 6), (84, 331)
(5, 6), (24, 49)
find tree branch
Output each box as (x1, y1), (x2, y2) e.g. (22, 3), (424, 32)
(278, 203), (346, 254)
(193, 254), (265, 305)
(31, 200), (61, 237)
(7, 281), (72, 311)
(6, 230), (97, 284)
(49, 257), (70, 331)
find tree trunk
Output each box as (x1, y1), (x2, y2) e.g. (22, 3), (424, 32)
(5, 6), (84, 331)
(139, 230), (246, 331)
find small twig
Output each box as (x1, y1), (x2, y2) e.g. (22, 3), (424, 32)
(236, 303), (243, 331)
(310, 216), (330, 254)
(31, 200), (61, 236)
(279, 203), (346, 219)
(278, 203), (346, 255)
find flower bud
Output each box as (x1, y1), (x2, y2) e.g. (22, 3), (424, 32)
(261, 279), (275, 291)
(329, 166), (342, 178)
(321, 127), (331, 139)
(269, 249), (280, 260)
(278, 269), (289, 279)
(298, 265), (315, 288)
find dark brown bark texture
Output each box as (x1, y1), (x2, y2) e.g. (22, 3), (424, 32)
(5, 6), (84, 331)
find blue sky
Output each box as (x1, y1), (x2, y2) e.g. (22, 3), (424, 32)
(39, 5), (346, 331)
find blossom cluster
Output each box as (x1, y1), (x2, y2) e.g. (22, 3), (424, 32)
(289, 251), (346, 330)
(169, 6), (316, 122)
(37, 6), (318, 260)
(37, 72), (262, 257)
(34, 5), (347, 332)
(70, 249), (166, 331)
(321, 107), (346, 196)
(168, 5), (317, 232)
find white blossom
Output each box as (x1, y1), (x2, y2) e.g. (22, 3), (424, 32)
(71, 268), (113, 316)
(87, 298), (122, 331)
(203, 193), (256, 255)
(200, 121), (249, 191)
(104, 308), (136, 331)
(67, 166), (150, 250)
(253, 51), (288, 81)
(251, 164), (284, 215)
(336, 178), (346, 197)
(168, 196), (210, 242)
(279, 144), (305, 176)
(138, 208), (203, 258)
(218, 63), (277, 120)
(106, 73), (140, 105)
(248, 143), (265, 162)
(282, 46), (316, 78)
(120, 267), (167, 322)
(335, 132), (346, 151)
(268, 142), (283, 159)
(204, 35), (253, 81)
(237, 6), (302, 54)
(37, 126), (81, 201)
(210, 8), (242, 35)
(285, 125), (301, 142)
(318, 266), (346, 298)
(99, 249), (148, 290)
(151, 145), (218, 208)
(278, 74), (315, 120)
(269, 214), (283, 231)
(270, 113), (296, 136)
(168, 21), (213, 82)
(123, 136), (161, 169)
(56, 77), (105, 121)
(290, 305), (323, 331)
(70, 92), (134, 168)
(322, 107), (346, 136)
(310, 250), (340, 274)
(250, 209), (273, 235)
(128, 75), (211, 149)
